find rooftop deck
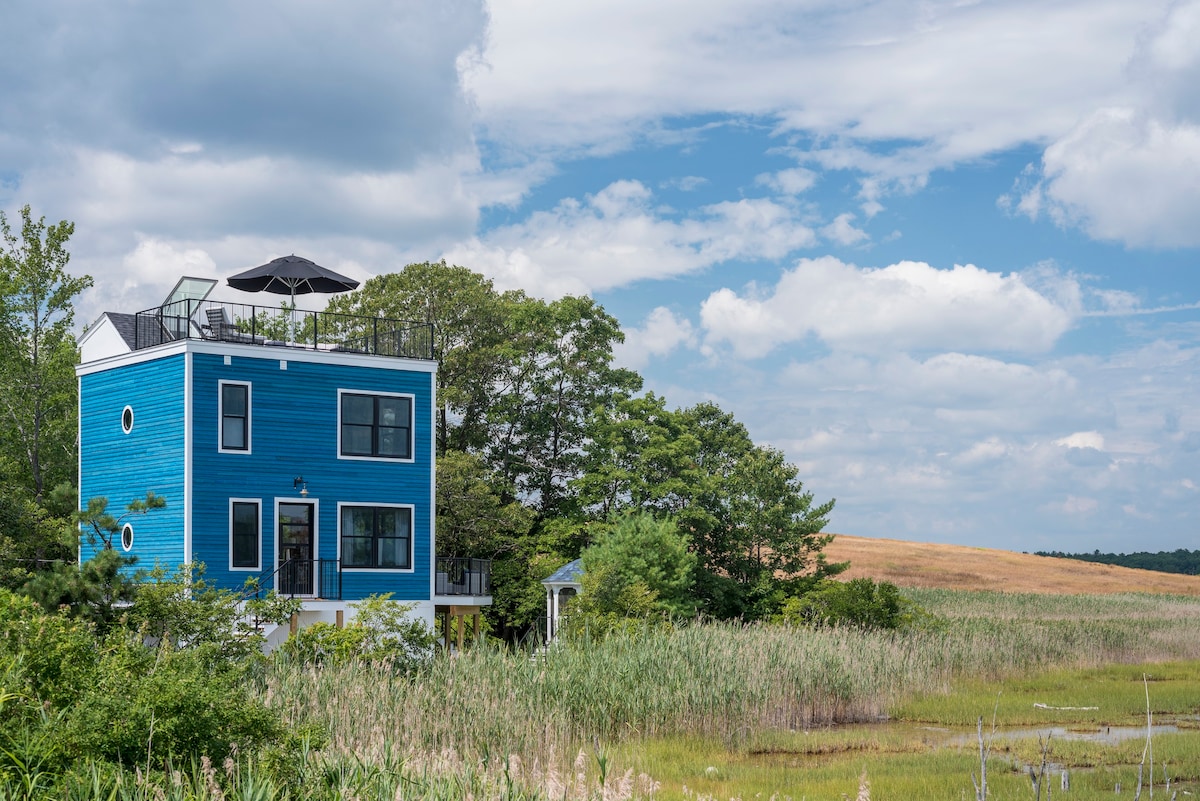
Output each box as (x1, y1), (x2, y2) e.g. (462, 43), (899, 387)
(132, 299), (434, 360)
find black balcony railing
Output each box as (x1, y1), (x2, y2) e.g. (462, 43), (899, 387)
(247, 558), (343, 600)
(242, 557), (490, 602)
(435, 557), (491, 597)
(132, 299), (434, 361)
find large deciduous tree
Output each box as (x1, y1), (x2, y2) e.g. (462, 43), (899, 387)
(578, 396), (840, 620)
(486, 294), (641, 516)
(0, 206), (92, 502)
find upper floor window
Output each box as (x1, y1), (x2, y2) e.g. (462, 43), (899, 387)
(339, 391), (413, 460)
(219, 381), (251, 452)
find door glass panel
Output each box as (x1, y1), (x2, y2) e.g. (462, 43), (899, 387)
(278, 503), (313, 595)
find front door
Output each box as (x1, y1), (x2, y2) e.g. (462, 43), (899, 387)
(278, 502), (314, 595)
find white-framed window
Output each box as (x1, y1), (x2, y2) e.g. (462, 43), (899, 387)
(121, 523), (134, 551)
(121, 405), (134, 434)
(219, 381), (251, 453)
(337, 502), (414, 571)
(229, 498), (261, 571)
(337, 390), (414, 461)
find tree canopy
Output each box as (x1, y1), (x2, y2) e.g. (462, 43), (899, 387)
(332, 260), (838, 628)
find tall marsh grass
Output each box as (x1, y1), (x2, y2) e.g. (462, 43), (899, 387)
(268, 590), (1200, 771)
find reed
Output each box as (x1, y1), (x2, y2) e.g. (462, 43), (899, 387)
(267, 589), (1200, 780)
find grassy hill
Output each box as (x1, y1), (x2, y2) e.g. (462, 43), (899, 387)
(824, 534), (1200, 596)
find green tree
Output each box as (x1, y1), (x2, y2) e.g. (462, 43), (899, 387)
(486, 294), (641, 515)
(577, 512), (696, 618)
(22, 493), (166, 631)
(435, 449), (532, 559)
(718, 446), (842, 619)
(0, 484), (76, 587)
(0, 206), (92, 502)
(76, 491), (166, 551)
(575, 393), (702, 518)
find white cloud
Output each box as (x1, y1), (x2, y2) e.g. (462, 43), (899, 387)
(955, 437), (1013, 466)
(700, 257), (1076, 358)
(756, 167), (818, 195)
(821, 212), (868, 246)
(1049, 495), (1100, 516)
(468, 0), (1153, 159)
(614, 307), (697, 370)
(1002, 1), (1200, 248)
(1056, 431), (1106, 450)
(1019, 109), (1200, 247)
(442, 181), (816, 298)
(661, 175), (708, 191)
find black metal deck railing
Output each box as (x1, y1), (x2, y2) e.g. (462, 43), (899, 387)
(240, 557), (490, 602)
(435, 557), (491, 597)
(245, 558), (344, 600)
(133, 299), (434, 360)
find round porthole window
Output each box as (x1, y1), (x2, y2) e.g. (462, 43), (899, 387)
(121, 523), (134, 552)
(121, 406), (134, 434)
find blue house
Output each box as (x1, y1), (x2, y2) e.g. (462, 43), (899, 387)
(76, 277), (490, 642)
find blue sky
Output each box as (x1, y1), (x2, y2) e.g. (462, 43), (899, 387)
(3, 0), (1199, 553)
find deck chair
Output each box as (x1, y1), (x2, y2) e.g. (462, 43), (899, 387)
(204, 307), (262, 344)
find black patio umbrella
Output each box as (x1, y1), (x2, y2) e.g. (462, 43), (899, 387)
(227, 255), (360, 341)
(226, 255), (360, 307)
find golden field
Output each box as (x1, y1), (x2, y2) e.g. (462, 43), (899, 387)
(825, 533), (1200, 595)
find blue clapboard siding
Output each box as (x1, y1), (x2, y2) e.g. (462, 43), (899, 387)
(190, 350), (434, 600)
(78, 354), (187, 569)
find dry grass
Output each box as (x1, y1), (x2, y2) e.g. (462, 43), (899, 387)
(824, 534), (1200, 596)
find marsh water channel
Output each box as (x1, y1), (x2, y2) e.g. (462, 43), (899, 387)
(645, 718), (1200, 800)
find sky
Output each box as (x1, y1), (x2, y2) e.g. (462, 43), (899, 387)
(3, 0), (1199, 554)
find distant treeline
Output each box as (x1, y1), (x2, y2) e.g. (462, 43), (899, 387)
(1036, 549), (1200, 576)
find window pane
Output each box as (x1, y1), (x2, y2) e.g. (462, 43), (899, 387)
(376, 426), (409, 458)
(376, 536), (408, 568)
(343, 536), (372, 567)
(222, 417), (245, 449)
(341, 394), (375, 425)
(342, 424), (373, 455)
(377, 508), (411, 537)
(222, 385), (247, 416)
(232, 502), (259, 567)
(341, 507), (374, 537)
(377, 397), (409, 427)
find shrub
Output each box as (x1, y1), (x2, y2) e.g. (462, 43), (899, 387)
(0, 588), (98, 711)
(63, 635), (283, 767)
(778, 577), (923, 630)
(281, 594), (437, 671)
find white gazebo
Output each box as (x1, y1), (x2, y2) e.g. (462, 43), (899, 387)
(541, 558), (583, 642)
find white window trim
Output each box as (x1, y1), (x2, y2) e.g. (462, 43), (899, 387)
(121, 405), (134, 435)
(218, 380), (252, 454)
(336, 388), (416, 463)
(121, 522), (134, 552)
(336, 501), (416, 573)
(228, 497), (262, 572)
(273, 497), (320, 596)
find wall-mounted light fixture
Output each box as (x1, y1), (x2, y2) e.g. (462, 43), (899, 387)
(293, 476), (309, 497)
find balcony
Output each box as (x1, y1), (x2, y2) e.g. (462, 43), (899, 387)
(435, 557), (491, 598)
(132, 299), (434, 361)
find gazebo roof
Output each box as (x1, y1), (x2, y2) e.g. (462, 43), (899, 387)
(542, 558), (584, 586)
